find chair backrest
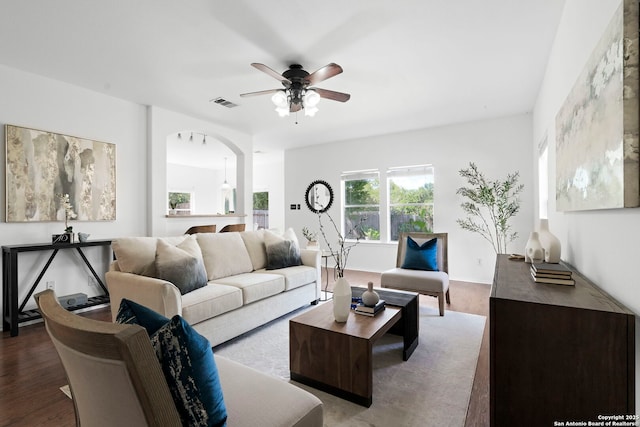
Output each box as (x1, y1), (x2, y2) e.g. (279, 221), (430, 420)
(219, 223), (245, 233)
(35, 289), (182, 427)
(185, 224), (216, 234)
(396, 232), (448, 273)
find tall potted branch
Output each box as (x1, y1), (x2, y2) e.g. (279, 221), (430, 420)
(456, 162), (523, 254)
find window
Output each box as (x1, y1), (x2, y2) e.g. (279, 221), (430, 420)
(387, 165), (434, 241)
(253, 191), (269, 229)
(342, 171), (380, 240)
(168, 192), (191, 215)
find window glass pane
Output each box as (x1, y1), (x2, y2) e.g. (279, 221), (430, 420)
(253, 191), (269, 229)
(387, 165), (434, 241)
(345, 206), (380, 240)
(168, 192), (191, 214)
(342, 172), (380, 241)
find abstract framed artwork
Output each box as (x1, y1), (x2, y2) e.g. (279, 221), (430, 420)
(555, 0), (639, 211)
(5, 124), (116, 222)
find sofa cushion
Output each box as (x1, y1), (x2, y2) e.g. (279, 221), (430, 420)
(213, 273), (285, 304)
(215, 355), (323, 427)
(256, 265), (317, 291)
(240, 229), (267, 271)
(155, 237), (208, 295)
(401, 236), (438, 271)
(197, 233), (254, 280)
(264, 228), (302, 270)
(116, 299), (227, 427)
(181, 283), (243, 325)
(112, 236), (187, 275)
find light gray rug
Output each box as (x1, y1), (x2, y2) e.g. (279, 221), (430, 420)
(214, 304), (486, 427)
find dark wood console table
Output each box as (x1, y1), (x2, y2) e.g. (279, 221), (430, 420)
(490, 254), (635, 426)
(2, 239), (112, 336)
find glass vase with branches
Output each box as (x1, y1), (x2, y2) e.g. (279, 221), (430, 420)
(316, 210), (365, 278)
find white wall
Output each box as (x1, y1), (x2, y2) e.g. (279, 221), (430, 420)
(253, 151), (285, 231)
(147, 106), (253, 237)
(285, 113), (534, 284)
(0, 64), (147, 310)
(532, 0), (639, 408)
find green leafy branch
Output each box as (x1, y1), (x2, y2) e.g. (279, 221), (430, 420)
(456, 162), (523, 254)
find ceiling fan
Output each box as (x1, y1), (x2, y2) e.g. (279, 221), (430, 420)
(240, 63), (351, 117)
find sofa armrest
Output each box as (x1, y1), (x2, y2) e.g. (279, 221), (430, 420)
(300, 249), (322, 300)
(105, 270), (182, 322)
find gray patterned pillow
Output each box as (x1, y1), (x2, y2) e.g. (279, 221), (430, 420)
(264, 228), (302, 270)
(155, 238), (208, 295)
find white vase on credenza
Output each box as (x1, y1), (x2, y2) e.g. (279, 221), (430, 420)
(524, 232), (544, 264)
(538, 219), (561, 263)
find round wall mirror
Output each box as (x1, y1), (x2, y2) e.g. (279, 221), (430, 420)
(305, 180), (334, 213)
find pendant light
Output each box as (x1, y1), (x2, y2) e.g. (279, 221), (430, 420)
(221, 157), (231, 191)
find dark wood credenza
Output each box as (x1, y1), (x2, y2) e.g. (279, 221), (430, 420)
(490, 255), (635, 426)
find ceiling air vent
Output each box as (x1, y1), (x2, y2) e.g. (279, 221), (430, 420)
(210, 97), (239, 108)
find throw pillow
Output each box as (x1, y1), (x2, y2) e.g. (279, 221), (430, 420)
(263, 228), (302, 270)
(197, 232), (254, 280)
(116, 299), (227, 427)
(155, 238), (208, 295)
(116, 298), (170, 335)
(401, 236), (439, 271)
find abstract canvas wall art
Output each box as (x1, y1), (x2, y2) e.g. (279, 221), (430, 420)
(5, 124), (116, 222)
(555, 0), (639, 211)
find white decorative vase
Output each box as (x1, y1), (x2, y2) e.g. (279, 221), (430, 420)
(333, 277), (352, 323)
(361, 281), (380, 306)
(524, 232), (544, 264)
(538, 219), (561, 263)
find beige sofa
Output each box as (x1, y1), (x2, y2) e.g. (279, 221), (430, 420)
(106, 229), (321, 347)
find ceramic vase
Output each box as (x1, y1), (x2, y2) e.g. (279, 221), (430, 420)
(333, 277), (352, 323)
(524, 232), (544, 264)
(538, 219), (561, 263)
(361, 281), (380, 306)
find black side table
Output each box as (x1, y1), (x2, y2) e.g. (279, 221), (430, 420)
(2, 240), (112, 336)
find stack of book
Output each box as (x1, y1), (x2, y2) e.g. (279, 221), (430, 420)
(530, 262), (575, 286)
(354, 299), (386, 316)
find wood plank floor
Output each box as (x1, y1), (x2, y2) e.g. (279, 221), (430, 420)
(0, 272), (490, 427)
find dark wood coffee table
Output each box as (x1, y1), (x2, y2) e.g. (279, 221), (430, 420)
(289, 287), (418, 407)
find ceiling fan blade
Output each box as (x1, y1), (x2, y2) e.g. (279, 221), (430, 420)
(251, 63), (292, 84)
(305, 63), (343, 85)
(290, 103), (302, 113)
(240, 89), (282, 97)
(314, 88), (351, 102)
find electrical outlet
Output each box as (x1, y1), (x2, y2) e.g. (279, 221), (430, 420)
(88, 276), (98, 288)
(46, 281), (55, 291)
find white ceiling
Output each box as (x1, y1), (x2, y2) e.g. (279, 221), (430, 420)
(0, 1), (565, 154)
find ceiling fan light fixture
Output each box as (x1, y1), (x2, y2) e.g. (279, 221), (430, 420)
(271, 90), (288, 108)
(303, 89), (320, 107)
(304, 105), (319, 117)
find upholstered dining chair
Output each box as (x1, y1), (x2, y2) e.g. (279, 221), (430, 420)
(219, 223), (246, 233)
(35, 289), (182, 427)
(381, 232), (450, 316)
(185, 224), (216, 234)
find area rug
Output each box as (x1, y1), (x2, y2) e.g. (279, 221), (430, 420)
(214, 304), (486, 427)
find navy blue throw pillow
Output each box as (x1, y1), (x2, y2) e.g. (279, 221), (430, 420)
(116, 299), (227, 427)
(401, 236), (439, 271)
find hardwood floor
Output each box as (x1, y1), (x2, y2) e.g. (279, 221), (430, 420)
(0, 272), (490, 427)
